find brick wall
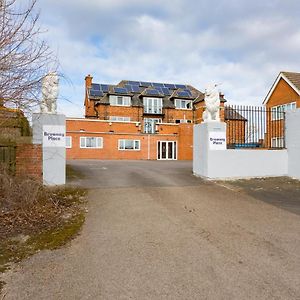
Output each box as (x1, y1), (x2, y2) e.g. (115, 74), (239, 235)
(265, 78), (299, 147)
(16, 144), (42, 180)
(66, 119), (194, 160)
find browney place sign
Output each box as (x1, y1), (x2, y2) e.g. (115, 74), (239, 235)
(42, 125), (66, 147)
(209, 132), (227, 150)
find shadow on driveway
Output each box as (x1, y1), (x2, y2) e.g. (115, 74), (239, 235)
(218, 177), (300, 216)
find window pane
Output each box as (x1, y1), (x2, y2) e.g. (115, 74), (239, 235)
(125, 140), (134, 149)
(80, 137), (85, 148)
(96, 137), (101, 148)
(117, 96), (123, 105)
(66, 136), (72, 148)
(134, 140), (140, 150)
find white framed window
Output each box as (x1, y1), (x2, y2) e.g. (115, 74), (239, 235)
(175, 99), (192, 110)
(66, 136), (72, 148)
(109, 116), (131, 122)
(80, 137), (103, 148)
(118, 139), (140, 150)
(143, 97), (163, 114)
(271, 137), (284, 148)
(144, 118), (162, 134)
(175, 119), (192, 123)
(271, 102), (296, 120)
(109, 95), (131, 106)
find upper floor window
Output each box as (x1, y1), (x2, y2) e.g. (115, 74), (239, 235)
(175, 99), (192, 110)
(80, 137), (103, 149)
(271, 102), (296, 120)
(143, 97), (163, 114)
(175, 119), (192, 123)
(109, 95), (131, 106)
(144, 118), (161, 134)
(109, 116), (131, 122)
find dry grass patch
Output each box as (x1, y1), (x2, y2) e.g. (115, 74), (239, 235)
(0, 170), (88, 291)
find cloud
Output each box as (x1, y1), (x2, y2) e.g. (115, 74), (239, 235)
(37, 0), (300, 117)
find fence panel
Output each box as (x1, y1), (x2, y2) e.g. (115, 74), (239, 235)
(225, 105), (285, 149)
(0, 145), (16, 174)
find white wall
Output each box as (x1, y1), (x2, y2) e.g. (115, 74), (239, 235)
(193, 123), (288, 180)
(286, 109), (300, 180)
(204, 149), (288, 179)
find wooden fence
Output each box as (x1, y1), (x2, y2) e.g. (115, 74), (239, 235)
(0, 145), (16, 174)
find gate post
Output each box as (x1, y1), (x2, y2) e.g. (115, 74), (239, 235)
(193, 122), (227, 178)
(32, 113), (66, 185)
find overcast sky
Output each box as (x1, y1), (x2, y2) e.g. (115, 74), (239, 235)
(38, 0), (300, 117)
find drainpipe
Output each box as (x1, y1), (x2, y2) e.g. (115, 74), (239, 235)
(148, 134), (150, 160)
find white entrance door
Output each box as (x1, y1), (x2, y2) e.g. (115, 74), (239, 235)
(157, 141), (177, 160)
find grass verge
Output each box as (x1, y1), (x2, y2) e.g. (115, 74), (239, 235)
(0, 178), (88, 293)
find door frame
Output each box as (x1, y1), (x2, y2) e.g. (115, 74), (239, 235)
(157, 140), (177, 160)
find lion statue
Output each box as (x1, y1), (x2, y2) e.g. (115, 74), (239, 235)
(40, 72), (59, 114)
(202, 83), (220, 122)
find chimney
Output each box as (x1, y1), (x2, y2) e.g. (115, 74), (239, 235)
(85, 74), (93, 88)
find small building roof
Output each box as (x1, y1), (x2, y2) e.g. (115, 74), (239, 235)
(224, 107), (247, 121)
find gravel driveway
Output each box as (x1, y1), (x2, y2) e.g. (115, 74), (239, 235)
(1, 160), (300, 299)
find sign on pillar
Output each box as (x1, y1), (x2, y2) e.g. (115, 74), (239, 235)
(208, 131), (227, 150)
(43, 125), (66, 147)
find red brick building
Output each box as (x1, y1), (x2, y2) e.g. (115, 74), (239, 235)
(263, 71), (300, 148)
(66, 75), (230, 160)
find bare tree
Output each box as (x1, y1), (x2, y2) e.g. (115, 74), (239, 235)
(0, 0), (57, 112)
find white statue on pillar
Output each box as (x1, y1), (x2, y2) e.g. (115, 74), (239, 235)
(203, 83), (220, 122)
(40, 72), (59, 114)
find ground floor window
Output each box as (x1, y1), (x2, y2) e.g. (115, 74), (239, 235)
(80, 137), (103, 148)
(118, 139), (140, 150)
(271, 137), (284, 148)
(66, 136), (72, 148)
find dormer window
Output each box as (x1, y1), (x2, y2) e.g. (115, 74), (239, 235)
(109, 95), (131, 106)
(175, 99), (192, 110)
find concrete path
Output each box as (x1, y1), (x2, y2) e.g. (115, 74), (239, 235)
(1, 160), (300, 299)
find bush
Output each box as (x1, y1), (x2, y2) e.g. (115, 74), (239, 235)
(0, 169), (86, 240)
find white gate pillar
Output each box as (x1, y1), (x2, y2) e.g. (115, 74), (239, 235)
(32, 113), (66, 185)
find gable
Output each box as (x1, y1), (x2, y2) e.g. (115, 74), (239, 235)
(263, 73), (300, 105)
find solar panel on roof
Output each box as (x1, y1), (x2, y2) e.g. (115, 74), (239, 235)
(156, 87), (163, 94)
(90, 89), (104, 97)
(175, 84), (187, 89)
(164, 83), (176, 89)
(162, 87), (171, 95)
(152, 83), (165, 88)
(100, 84), (109, 93)
(140, 82), (152, 87)
(183, 89), (192, 97)
(132, 85), (141, 93)
(127, 81), (140, 85)
(114, 87), (128, 94)
(177, 91), (190, 97)
(91, 84), (100, 90)
(125, 84), (133, 92)
(145, 89), (160, 96)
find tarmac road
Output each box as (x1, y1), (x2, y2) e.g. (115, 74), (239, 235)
(1, 160), (300, 299)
